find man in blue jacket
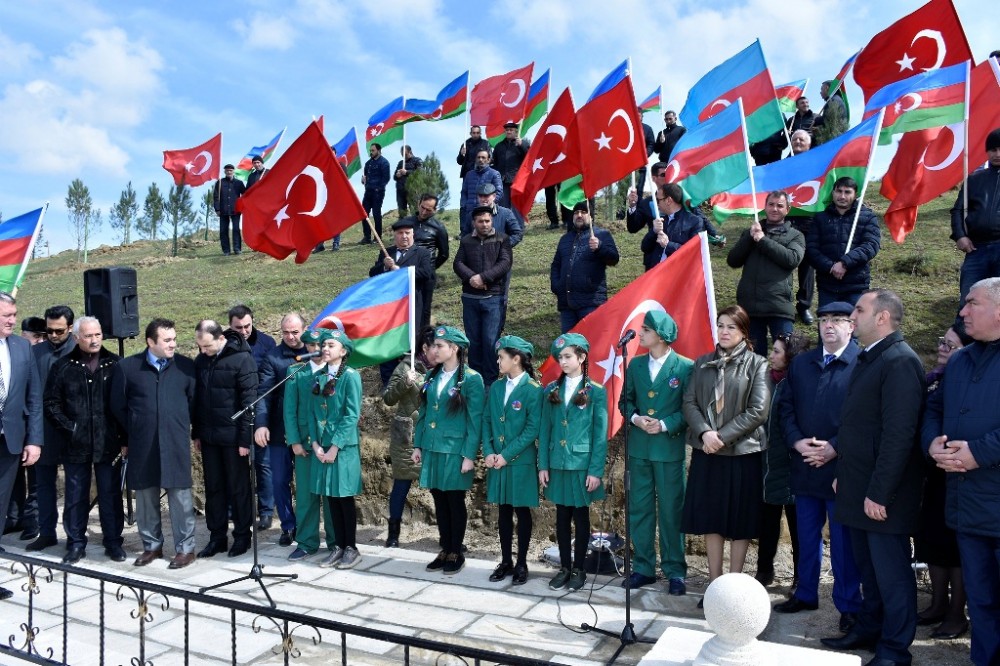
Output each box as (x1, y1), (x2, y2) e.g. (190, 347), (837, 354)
(549, 202), (620, 332)
(925, 277), (1000, 666)
(361, 143), (391, 244)
(640, 183), (707, 271)
(459, 150), (503, 237)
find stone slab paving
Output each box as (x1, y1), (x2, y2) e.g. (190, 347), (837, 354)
(639, 626), (863, 666)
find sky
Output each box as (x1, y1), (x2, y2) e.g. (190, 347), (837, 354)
(0, 0), (995, 254)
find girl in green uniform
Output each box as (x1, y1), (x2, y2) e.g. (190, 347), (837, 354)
(412, 326), (485, 575)
(483, 336), (543, 586)
(538, 333), (608, 591)
(309, 329), (363, 570)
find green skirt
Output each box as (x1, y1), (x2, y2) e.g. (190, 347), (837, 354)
(310, 447), (362, 498)
(486, 465), (539, 507)
(420, 450), (474, 491)
(545, 469), (605, 508)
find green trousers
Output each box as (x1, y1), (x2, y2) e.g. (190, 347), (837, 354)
(293, 452), (336, 552)
(628, 457), (686, 579)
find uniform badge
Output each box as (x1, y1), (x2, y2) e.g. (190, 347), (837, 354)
(511, 400), (522, 411)
(555, 336), (566, 349)
(669, 377), (681, 389)
(436, 327), (446, 337)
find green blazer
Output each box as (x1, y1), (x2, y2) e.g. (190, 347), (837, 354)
(621, 351), (693, 463)
(283, 362), (322, 447)
(414, 365), (485, 460)
(482, 375), (543, 466)
(539, 379), (608, 477)
(307, 368), (361, 450)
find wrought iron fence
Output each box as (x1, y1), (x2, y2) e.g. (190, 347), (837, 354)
(1, 552), (552, 666)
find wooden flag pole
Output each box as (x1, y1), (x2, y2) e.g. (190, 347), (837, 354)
(845, 108), (885, 253)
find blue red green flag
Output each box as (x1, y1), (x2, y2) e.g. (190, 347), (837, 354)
(234, 128), (285, 181)
(639, 86), (662, 115)
(0, 206), (46, 293)
(366, 97), (407, 150)
(774, 79), (808, 113)
(521, 69), (551, 136)
(863, 61), (968, 145)
(666, 101), (750, 207)
(400, 71), (470, 124)
(331, 127), (362, 178)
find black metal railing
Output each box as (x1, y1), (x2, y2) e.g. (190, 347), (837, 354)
(1, 552), (552, 666)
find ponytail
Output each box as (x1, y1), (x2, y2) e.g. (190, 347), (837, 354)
(446, 348), (467, 414)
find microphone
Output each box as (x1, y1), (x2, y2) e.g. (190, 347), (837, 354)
(294, 350), (321, 362)
(617, 330), (637, 348)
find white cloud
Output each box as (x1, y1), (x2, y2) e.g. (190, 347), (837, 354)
(232, 14), (296, 50)
(0, 30), (40, 72)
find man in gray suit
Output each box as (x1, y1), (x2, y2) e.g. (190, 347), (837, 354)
(0, 292), (44, 601)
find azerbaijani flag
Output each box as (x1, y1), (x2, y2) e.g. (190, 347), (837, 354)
(863, 61), (968, 145)
(826, 50), (858, 122)
(331, 127), (362, 178)
(400, 71), (470, 124)
(234, 128), (286, 181)
(639, 86), (662, 115)
(521, 69), (550, 136)
(711, 111), (882, 220)
(679, 40), (784, 144)
(311, 268), (414, 368)
(774, 79), (808, 113)
(366, 97), (407, 150)
(0, 206), (46, 293)
(666, 101), (750, 207)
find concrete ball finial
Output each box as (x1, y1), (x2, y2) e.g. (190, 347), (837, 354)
(694, 573), (772, 666)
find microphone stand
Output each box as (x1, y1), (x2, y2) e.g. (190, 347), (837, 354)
(198, 359), (314, 608)
(581, 338), (655, 664)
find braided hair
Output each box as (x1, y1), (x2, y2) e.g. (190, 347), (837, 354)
(325, 346), (351, 395)
(547, 346), (589, 406)
(500, 347), (535, 381)
(447, 347), (467, 414)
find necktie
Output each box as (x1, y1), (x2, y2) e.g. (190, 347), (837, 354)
(823, 353), (836, 367)
(157, 358), (167, 372)
(0, 354), (7, 412)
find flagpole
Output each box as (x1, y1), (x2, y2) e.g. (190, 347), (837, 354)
(961, 59), (971, 235)
(10, 202), (49, 297)
(407, 266), (416, 369)
(737, 98), (759, 223)
(845, 108), (885, 253)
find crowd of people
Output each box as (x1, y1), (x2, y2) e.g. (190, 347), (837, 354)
(1, 115), (999, 666)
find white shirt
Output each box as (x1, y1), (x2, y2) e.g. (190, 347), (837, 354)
(563, 375), (583, 406)
(328, 362), (341, 379)
(0, 336), (9, 403)
(504, 372), (524, 406)
(436, 367), (457, 397)
(821, 342), (850, 360)
(647, 349), (671, 381)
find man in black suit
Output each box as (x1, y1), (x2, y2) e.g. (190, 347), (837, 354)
(0, 291), (44, 601)
(821, 289), (925, 666)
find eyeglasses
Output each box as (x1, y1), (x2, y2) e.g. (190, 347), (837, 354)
(938, 337), (960, 351)
(46, 327), (67, 335)
(818, 316), (851, 326)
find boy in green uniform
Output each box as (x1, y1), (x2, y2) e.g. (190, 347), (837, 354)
(620, 310), (693, 593)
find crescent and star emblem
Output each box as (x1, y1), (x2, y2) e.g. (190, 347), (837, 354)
(500, 79), (526, 109)
(321, 316), (346, 333)
(545, 124), (567, 164)
(663, 160), (681, 183)
(790, 180), (820, 206)
(893, 92), (922, 115)
(896, 29), (945, 72)
(273, 164), (328, 228)
(595, 300), (666, 384)
(185, 150), (212, 176)
(431, 105), (443, 120)
(370, 122), (385, 138)
(608, 109), (636, 154)
(710, 98), (731, 112)
(919, 123), (964, 171)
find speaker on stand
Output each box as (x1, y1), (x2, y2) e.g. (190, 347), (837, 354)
(83, 266), (140, 349)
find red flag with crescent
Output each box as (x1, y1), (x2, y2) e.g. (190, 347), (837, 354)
(238, 121), (367, 263)
(509, 87), (577, 219)
(162, 133), (221, 187)
(881, 59), (1000, 243)
(470, 63), (534, 141)
(852, 0), (972, 103)
(539, 234), (717, 438)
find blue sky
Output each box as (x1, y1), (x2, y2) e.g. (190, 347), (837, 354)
(0, 0), (994, 254)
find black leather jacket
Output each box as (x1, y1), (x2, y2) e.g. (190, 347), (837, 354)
(951, 164), (1000, 243)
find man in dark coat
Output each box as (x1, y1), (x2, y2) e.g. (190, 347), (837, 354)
(924, 277), (1000, 665)
(820, 289), (925, 666)
(550, 201), (620, 332)
(193, 321), (258, 558)
(245, 155), (267, 189)
(652, 110), (686, 163)
(491, 122), (530, 211)
(42, 316), (125, 564)
(25, 304), (76, 553)
(640, 183), (708, 272)
(456, 125), (491, 179)
(393, 145), (422, 218)
(214, 164), (246, 255)
(635, 107), (656, 200)
(361, 142), (391, 244)
(110, 318), (197, 569)
(0, 291), (44, 602)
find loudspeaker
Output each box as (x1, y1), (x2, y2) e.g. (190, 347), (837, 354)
(83, 267), (139, 339)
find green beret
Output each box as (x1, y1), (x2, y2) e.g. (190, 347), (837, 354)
(300, 329), (331, 345)
(327, 328), (354, 355)
(550, 333), (589, 357)
(644, 310), (678, 344)
(495, 335), (534, 357)
(434, 325), (469, 348)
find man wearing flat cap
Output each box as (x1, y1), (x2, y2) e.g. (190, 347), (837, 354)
(620, 310), (693, 593)
(491, 121), (530, 212)
(550, 201), (620, 332)
(370, 218), (435, 330)
(459, 149), (503, 237)
(214, 163), (246, 256)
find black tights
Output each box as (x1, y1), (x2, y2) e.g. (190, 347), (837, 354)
(430, 488), (467, 553)
(498, 504), (533, 566)
(556, 505), (591, 570)
(326, 496), (357, 549)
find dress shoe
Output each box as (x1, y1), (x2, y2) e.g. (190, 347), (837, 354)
(511, 564), (528, 586)
(489, 562), (514, 582)
(26, 535), (58, 551)
(62, 546), (86, 565)
(668, 577), (687, 596)
(3, 520), (22, 535)
(549, 568), (571, 590)
(840, 612), (858, 633)
(197, 541), (227, 558)
(442, 552), (465, 575)
(567, 568), (586, 591)
(798, 309), (815, 325)
(258, 515), (273, 531)
(774, 597), (819, 613)
(278, 530), (295, 547)
(0, 586), (12, 601)
(916, 612), (946, 626)
(168, 552), (196, 569)
(697, 598), (704, 609)
(287, 547), (311, 562)
(621, 572), (657, 590)
(863, 659), (905, 666)
(228, 541), (250, 557)
(19, 527), (39, 541)
(820, 632), (878, 652)
(105, 545), (128, 562)
(755, 569), (774, 587)
(134, 549), (163, 566)
(426, 550), (447, 572)
(929, 622), (968, 640)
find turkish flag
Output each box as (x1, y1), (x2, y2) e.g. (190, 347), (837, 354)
(162, 133), (221, 187)
(853, 0), (972, 103)
(238, 121), (367, 263)
(570, 76), (648, 198)
(539, 234), (717, 438)
(470, 63), (534, 129)
(880, 59), (1000, 243)
(509, 88), (578, 218)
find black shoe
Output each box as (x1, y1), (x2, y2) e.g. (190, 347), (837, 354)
(755, 567), (774, 587)
(258, 515), (273, 531)
(62, 546), (86, 565)
(426, 550), (447, 572)
(228, 541), (250, 557)
(774, 597), (819, 613)
(278, 530), (295, 547)
(19, 527), (39, 541)
(314, 245), (326, 253)
(840, 612), (858, 633)
(929, 622), (968, 640)
(25, 535), (57, 551)
(512, 564), (528, 586)
(0, 586), (12, 601)
(916, 612), (946, 626)
(862, 659), (904, 666)
(3, 520), (22, 535)
(697, 598), (704, 609)
(442, 553), (465, 575)
(621, 572), (657, 589)
(820, 632), (878, 652)
(489, 562), (514, 582)
(386, 519), (401, 548)
(668, 578), (687, 596)
(105, 545), (127, 562)
(197, 541), (227, 558)
(799, 309), (815, 325)
(358, 238), (372, 245)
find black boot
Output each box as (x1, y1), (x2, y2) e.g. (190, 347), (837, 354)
(386, 519), (401, 548)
